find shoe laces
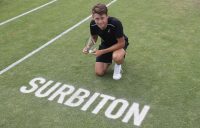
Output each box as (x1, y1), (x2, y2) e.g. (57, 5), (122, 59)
(114, 64), (121, 74)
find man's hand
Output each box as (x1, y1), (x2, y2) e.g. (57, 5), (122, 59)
(82, 47), (89, 54)
(92, 49), (104, 57)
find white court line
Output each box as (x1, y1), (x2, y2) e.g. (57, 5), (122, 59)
(0, 0), (57, 26)
(0, 0), (118, 75)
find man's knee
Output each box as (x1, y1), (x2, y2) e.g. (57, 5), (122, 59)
(112, 49), (126, 63)
(95, 70), (105, 76)
(112, 53), (124, 63)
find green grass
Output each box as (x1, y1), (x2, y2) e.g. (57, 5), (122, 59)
(0, 0), (200, 128)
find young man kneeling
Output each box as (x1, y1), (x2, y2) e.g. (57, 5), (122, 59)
(83, 3), (129, 80)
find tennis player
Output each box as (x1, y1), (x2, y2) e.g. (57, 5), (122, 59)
(83, 3), (129, 80)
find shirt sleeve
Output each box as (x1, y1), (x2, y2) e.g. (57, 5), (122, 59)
(115, 20), (124, 38)
(90, 20), (98, 35)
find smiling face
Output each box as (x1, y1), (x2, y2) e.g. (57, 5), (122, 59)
(92, 3), (108, 30)
(92, 13), (108, 30)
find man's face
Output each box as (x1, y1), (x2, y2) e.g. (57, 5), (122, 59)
(92, 13), (108, 30)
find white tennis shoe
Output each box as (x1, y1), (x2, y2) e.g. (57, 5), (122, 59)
(113, 64), (122, 80)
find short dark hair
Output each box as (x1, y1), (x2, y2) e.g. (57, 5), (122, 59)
(92, 3), (108, 15)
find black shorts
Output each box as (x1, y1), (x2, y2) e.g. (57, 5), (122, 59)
(96, 41), (129, 63)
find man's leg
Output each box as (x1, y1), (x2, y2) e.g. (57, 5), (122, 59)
(112, 48), (126, 80)
(95, 62), (110, 76)
(112, 48), (126, 64)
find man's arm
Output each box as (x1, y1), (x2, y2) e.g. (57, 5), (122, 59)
(91, 35), (98, 43)
(83, 35), (98, 54)
(86, 35), (98, 48)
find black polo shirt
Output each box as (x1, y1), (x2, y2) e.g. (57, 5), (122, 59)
(90, 17), (128, 47)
